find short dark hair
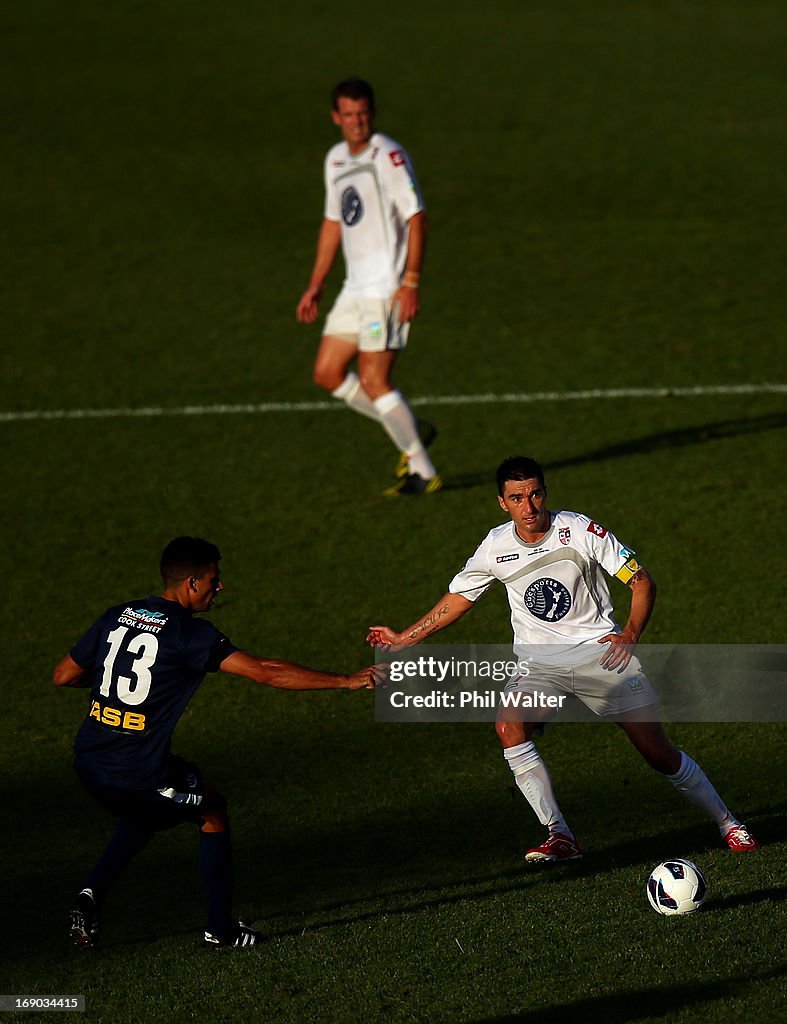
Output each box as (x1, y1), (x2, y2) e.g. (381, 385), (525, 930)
(332, 76), (375, 113)
(496, 456), (546, 496)
(160, 536), (221, 585)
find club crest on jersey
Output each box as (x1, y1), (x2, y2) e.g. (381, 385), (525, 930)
(496, 553), (519, 563)
(587, 521), (607, 537)
(524, 578), (571, 622)
(558, 528), (571, 545)
(389, 149), (406, 166)
(341, 186), (363, 226)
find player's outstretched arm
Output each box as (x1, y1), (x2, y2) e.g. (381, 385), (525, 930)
(219, 651), (376, 690)
(367, 592), (474, 651)
(53, 653), (90, 687)
(598, 568), (657, 672)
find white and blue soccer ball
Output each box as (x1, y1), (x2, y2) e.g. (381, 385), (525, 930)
(647, 859), (708, 915)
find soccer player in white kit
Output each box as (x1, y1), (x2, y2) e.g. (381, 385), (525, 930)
(368, 456), (760, 860)
(296, 77), (441, 496)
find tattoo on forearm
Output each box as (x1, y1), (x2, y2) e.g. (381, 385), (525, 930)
(628, 568), (651, 588)
(407, 604), (451, 640)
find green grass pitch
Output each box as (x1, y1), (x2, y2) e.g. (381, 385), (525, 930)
(1, 2), (785, 1022)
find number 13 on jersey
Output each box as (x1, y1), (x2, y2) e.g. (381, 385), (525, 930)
(91, 625), (158, 730)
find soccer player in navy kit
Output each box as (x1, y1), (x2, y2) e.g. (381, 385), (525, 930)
(55, 537), (376, 949)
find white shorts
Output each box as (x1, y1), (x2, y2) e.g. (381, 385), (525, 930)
(323, 290), (410, 352)
(502, 653), (659, 719)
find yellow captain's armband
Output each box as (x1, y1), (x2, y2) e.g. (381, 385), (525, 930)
(615, 557), (641, 584)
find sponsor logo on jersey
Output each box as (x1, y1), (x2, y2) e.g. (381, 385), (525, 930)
(527, 547), (549, 557)
(89, 699), (146, 732)
(524, 578), (572, 622)
(558, 528), (571, 545)
(389, 149), (406, 166)
(341, 185), (363, 226)
(118, 607), (168, 633)
(370, 146), (379, 160)
(587, 521), (607, 537)
(332, 160), (345, 168)
(496, 553), (519, 563)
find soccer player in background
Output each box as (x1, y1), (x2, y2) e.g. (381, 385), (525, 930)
(55, 536), (376, 949)
(368, 456), (759, 861)
(296, 77), (441, 496)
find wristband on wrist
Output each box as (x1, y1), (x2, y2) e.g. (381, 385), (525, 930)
(402, 271), (421, 289)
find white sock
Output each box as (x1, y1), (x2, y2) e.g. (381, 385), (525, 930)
(373, 390), (437, 478)
(331, 372), (380, 423)
(667, 752), (738, 833)
(504, 741), (571, 837)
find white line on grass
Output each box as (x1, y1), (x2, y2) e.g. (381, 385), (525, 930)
(1, 383), (785, 424)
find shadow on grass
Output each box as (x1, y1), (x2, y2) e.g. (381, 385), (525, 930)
(468, 965), (787, 1023)
(547, 411), (787, 473)
(704, 885), (787, 913)
(250, 800), (786, 937)
(5, 775), (783, 958)
(440, 411), (787, 491)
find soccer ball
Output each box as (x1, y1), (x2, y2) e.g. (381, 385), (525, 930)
(647, 859), (707, 915)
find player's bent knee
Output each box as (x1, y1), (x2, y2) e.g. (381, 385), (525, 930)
(313, 366), (342, 392)
(621, 726), (680, 774)
(358, 373), (391, 399)
(199, 811), (229, 833)
(199, 788), (230, 832)
(648, 748), (682, 775)
(496, 718), (526, 747)
(199, 804), (229, 832)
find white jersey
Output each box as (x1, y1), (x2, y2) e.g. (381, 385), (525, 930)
(448, 512), (642, 665)
(324, 132), (424, 297)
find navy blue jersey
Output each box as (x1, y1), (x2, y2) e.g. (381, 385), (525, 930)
(71, 596), (238, 789)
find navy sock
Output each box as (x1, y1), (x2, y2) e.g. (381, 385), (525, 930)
(85, 820), (153, 904)
(199, 829), (234, 939)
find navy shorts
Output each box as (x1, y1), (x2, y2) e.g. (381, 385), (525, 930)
(76, 755), (207, 832)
